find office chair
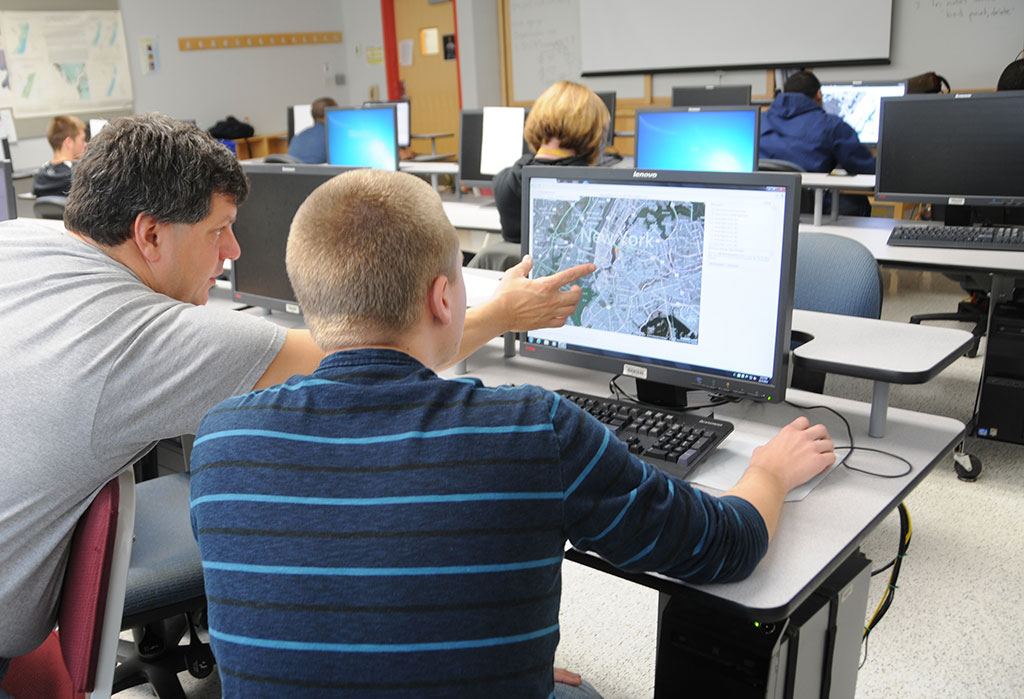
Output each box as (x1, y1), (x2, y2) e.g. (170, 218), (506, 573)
(467, 239), (522, 271)
(34, 195), (68, 220)
(909, 280), (989, 358)
(264, 153), (301, 164)
(112, 472), (214, 698)
(791, 232), (883, 392)
(1, 470), (135, 699)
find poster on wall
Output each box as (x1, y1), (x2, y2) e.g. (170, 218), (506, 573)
(0, 10), (134, 118)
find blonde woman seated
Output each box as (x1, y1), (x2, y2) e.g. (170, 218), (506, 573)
(493, 81), (611, 247)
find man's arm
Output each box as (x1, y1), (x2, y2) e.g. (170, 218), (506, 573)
(447, 255), (596, 368)
(253, 329), (325, 390)
(723, 417), (836, 541)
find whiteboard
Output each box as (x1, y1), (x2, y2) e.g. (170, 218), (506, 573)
(508, 0), (583, 102)
(579, 0), (893, 75)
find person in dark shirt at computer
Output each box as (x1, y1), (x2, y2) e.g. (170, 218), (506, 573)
(759, 70), (876, 216)
(287, 96), (338, 164)
(32, 115), (87, 197)
(189, 167), (836, 699)
(494, 81), (610, 245)
(996, 58), (1024, 91)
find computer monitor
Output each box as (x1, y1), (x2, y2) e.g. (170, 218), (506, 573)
(671, 85), (752, 107)
(457, 108), (530, 191)
(875, 92), (1024, 217)
(287, 104), (314, 142)
(1, 138), (9, 161)
(0, 160), (16, 222)
(519, 166), (799, 406)
(634, 107), (760, 173)
(231, 162), (356, 313)
(363, 100), (410, 148)
(325, 106), (399, 171)
(595, 90), (616, 144)
(819, 81), (906, 146)
(479, 106), (528, 176)
(86, 119), (108, 141)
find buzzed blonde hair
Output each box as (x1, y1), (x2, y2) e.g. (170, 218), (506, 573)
(46, 115), (86, 151)
(524, 81), (610, 165)
(286, 169), (460, 351)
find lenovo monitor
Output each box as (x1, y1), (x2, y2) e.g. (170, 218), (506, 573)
(231, 163), (356, 313)
(458, 108), (530, 191)
(635, 106), (760, 173)
(363, 100), (411, 148)
(875, 92), (1024, 212)
(671, 85), (752, 107)
(819, 80), (906, 145)
(325, 106), (399, 171)
(520, 166), (800, 405)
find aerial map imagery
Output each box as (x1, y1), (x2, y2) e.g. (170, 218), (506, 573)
(531, 194), (705, 345)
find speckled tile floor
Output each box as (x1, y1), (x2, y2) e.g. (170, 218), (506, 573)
(120, 270), (1024, 698)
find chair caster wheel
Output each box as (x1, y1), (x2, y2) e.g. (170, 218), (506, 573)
(953, 452), (981, 482)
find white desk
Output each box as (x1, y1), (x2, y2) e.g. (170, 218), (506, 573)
(444, 338), (964, 692)
(398, 160), (458, 192)
(800, 173), (876, 226)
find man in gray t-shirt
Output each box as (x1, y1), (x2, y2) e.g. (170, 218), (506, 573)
(0, 114), (593, 663)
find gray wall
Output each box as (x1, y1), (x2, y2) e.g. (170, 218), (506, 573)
(118, 0), (349, 134)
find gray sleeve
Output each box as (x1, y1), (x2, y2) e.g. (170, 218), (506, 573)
(93, 303), (287, 456)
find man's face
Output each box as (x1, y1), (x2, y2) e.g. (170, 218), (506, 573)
(156, 193), (240, 305)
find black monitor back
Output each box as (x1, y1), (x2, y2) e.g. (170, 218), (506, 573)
(671, 85), (752, 107)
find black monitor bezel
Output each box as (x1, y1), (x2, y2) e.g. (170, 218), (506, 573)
(634, 105), (761, 173)
(818, 80), (906, 147)
(324, 105), (399, 171)
(230, 162), (357, 313)
(518, 165), (800, 404)
(457, 108), (530, 191)
(287, 104), (312, 143)
(595, 90), (616, 145)
(363, 99), (411, 147)
(874, 91), (1024, 208)
(671, 84), (752, 107)
(0, 159), (16, 222)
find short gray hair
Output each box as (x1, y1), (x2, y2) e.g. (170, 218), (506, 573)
(63, 113), (248, 246)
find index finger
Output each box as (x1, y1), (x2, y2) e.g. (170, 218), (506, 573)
(540, 263), (596, 289)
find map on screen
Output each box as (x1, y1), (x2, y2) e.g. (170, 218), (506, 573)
(530, 195), (705, 344)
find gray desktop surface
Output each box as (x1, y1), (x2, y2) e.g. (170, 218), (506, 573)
(447, 338), (965, 621)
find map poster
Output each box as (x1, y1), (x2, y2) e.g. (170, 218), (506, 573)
(0, 10), (133, 118)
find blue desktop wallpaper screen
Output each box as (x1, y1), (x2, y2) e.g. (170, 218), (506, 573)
(635, 110), (757, 172)
(326, 107), (398, 170)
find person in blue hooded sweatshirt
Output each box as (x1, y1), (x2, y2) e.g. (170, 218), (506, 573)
(759, 70), (875, 216)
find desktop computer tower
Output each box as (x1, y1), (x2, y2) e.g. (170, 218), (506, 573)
(653, 552), (870, 698)
(976, 300), (1024, 445)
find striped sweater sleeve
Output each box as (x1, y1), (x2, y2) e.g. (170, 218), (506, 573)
(549, 392), (769, 584)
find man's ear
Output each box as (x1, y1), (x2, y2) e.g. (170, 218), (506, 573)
(426, 273), (453, 326)
(131, 212), (165, 263)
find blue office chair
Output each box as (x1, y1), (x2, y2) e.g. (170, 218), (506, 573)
(792, 232), (883, 392)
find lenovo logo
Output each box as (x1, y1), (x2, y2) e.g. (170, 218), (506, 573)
(632, 171), (658, 179)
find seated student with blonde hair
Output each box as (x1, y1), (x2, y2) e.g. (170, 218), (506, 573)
(494, 81), (611, 245)
(189, 168), (835, 698)
(32, 115), (87, 197)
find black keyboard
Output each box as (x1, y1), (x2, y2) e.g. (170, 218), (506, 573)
(557, 390), (733, 480)
(887, 225), (1024, 251)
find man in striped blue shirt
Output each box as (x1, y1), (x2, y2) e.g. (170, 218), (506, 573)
(190, 169), (836, 698)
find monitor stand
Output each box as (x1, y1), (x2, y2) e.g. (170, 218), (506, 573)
(635, 378), (691, 410)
